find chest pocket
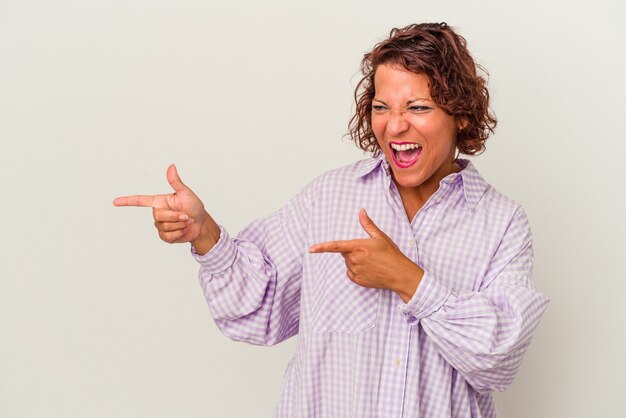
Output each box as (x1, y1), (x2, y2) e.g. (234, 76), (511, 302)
(309, 255), (379, 334)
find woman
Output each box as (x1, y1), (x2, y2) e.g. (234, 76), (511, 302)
(114, 22), (549, 418)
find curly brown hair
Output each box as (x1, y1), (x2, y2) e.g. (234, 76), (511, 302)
(349, 22), (497, 156)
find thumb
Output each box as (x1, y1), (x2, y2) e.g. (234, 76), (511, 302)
(359, 208), (384, 238)
(166, 164), (187, 192)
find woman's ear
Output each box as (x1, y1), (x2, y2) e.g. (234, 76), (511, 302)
(458, 118), (468, 131)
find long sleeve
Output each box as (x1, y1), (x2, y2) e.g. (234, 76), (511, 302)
(191, 182), (313, 346)
(399, 206), (549, 394)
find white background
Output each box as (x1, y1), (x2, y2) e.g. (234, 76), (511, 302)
(1, 0), (624, 416)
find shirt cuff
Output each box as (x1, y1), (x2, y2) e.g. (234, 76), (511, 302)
(190, 225), (237, 274)
(398, 271), (452, 323)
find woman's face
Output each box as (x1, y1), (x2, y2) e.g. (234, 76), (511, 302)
(371, 64), (461, 195)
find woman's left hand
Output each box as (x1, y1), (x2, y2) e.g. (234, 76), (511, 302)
(309, 209), (424, 302)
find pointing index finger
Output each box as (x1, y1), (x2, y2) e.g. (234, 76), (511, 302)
(112, 195), (157, 207)
(308, 240), (356, 254)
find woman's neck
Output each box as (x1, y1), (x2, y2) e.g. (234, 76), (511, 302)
(395, 160), (462, 222)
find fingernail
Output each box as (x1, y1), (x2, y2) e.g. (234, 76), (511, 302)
(187, 218), (195, 224)
(179, 214), (189, 221)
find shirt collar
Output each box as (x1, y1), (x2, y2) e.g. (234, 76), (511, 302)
(442, 159), (489, 210)
(354, 154), (387, 178)
(356, 156), (489, 210)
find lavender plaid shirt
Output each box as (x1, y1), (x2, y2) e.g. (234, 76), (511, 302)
(192, 157), (549, 418)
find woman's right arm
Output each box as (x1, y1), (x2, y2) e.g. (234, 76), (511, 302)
(193, 196), (310, 346)
(113, 164), (311, 346)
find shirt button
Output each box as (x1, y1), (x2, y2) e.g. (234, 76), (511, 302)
(408, 239), (415, 247)
(393, 358), (401, 366)
(435, 197), (443, 204)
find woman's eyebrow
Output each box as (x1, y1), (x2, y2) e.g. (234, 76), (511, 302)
(373, 98), (431, 105)
(408, 98), (431, 103)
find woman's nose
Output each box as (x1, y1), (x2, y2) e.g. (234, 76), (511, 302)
(385, 110), (410, 136)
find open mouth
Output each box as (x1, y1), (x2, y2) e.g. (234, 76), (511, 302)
(390, 142), (422, 168)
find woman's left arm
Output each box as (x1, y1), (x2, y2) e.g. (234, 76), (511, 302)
(400, 206), (549, 394)
(310, 206), (549, 394)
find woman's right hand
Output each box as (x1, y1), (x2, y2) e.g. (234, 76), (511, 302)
(113, 164), (220, 255)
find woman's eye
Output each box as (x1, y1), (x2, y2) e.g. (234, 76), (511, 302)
(372, 105), (387, 112)
(408, 106), (430, 112)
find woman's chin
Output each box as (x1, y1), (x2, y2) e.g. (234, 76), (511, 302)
(391, 171), (428, 190)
